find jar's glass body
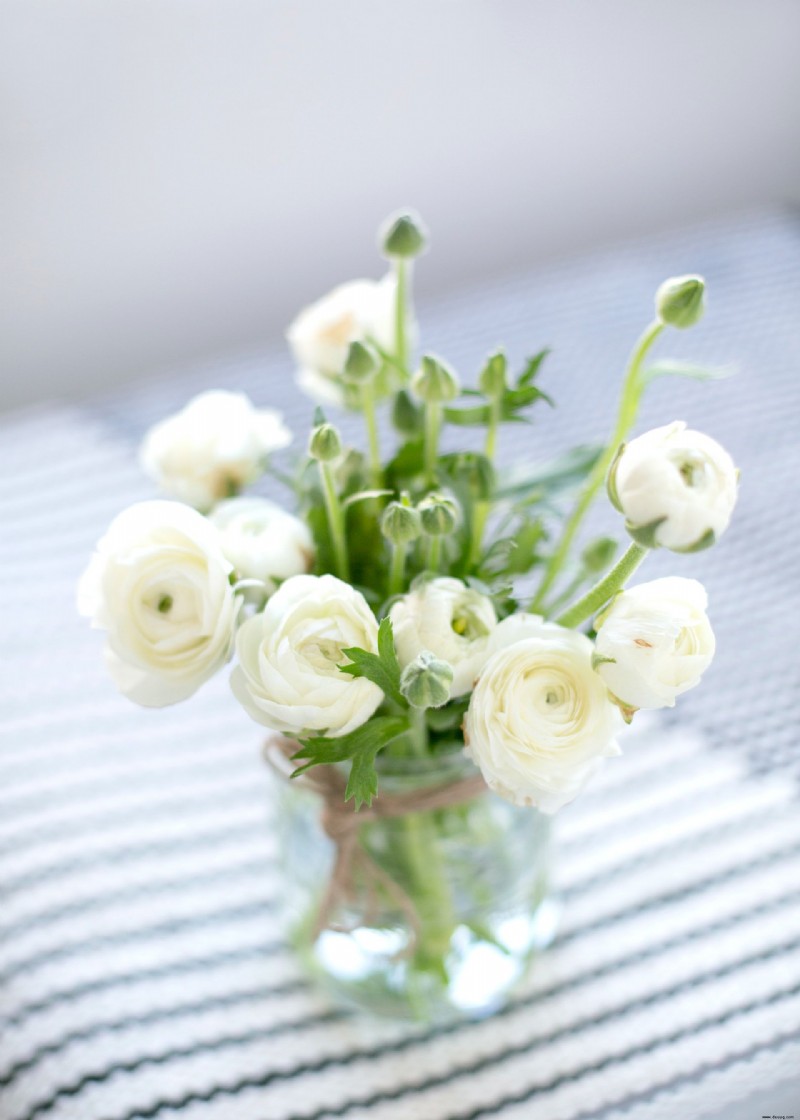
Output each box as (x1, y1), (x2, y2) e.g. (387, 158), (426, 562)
(271, 744), (558, 1023)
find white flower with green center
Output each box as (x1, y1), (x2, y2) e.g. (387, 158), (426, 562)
(608, 421), (738, 552)
(593, 576), (715, 711)
(464, 617), (622, 813)
(78, 500), (240, 706)
(140, 390), (291, 511)
(230, 574), (382, 737)
(389, 577), (497, 697)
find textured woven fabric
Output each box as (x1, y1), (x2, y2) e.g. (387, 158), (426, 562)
(2, 209), (799, 1120)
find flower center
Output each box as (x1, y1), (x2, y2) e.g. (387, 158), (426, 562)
(301, 637), (346, 672)
(675, 452), (710, 490)
(157, 594), (173, 614)
(451, 602), (491, 641)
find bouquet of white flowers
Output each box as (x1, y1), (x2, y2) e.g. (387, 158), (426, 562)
(79, 211), (738, 1018)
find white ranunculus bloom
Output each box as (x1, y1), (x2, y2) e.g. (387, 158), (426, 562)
(464, 619), (622, 813)
(209, 497), (314, 594)
(140, 390), (291, 511)
(287, 275), (397, 406)
(231, 574), (382, 737)
(78, 501), (240, 707)
(594, 577), (715, 711)
(389, 578), (497, 697)
(609, 421), (738, 552)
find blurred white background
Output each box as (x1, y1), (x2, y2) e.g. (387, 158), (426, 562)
(1, 0), (799, 411)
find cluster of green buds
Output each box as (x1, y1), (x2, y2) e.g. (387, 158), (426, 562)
(381, 487), (462, 596)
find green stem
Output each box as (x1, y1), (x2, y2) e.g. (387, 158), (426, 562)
(424, 401), (441, 485)
(388, 542), (407, 598)
(467, 396), (501, 569)
(319, 461), (350, 582)
(394, 259), (409, 377)
(426, 534), (441, 573)
(531, 319), (664, 612)
(361, 380), (382, 485)
(410, 705), (429, 756)
(555, 542), (648, 628)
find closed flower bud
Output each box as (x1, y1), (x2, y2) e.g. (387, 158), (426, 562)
(380, 210), (428, 259)
(392, 389), (424, 435)
(478, 351), (507, 398)
(343, 339), (380, 383)
(655, 275), (706, 330)
(308, 423), (342, 462)
(419, 492), (460, 536)
(381, 501), (422, 546)
(609, 421), (738, 552)
(411, 354), (460, 404)
(400, 650), (454, 709)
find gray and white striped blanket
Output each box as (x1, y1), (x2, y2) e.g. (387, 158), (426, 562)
(2, 209), (799, 1119)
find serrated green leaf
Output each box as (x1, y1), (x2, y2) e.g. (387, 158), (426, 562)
(339, 617), (405, 707)
(640, 359), (735, 388)
(443, 403), (494, 426)
(517, 348), (551, 388)
(495, 444), (603, 501)
(293, 715), (409, 809)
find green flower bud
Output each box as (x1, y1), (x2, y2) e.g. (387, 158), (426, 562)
(655, 275), (706, 330)
(343, 340), (379, 383)
(380, 209), (428, 259)
(446, 452), (494, 501)
(400, 650), (453, 709)
(308, 423), (342, 462)
(392, 389), (424, 435)
(411, 354), (460, 404)
(478, 351), (507, 398)
(381, 500), (422, 546)
(581, 536), (617, 574)
(419, 492), (460, 536)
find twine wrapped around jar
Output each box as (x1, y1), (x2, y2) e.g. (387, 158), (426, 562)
(265, 738), (486, 956)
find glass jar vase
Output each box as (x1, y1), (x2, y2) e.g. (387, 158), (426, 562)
(267, 738), (558, 1023)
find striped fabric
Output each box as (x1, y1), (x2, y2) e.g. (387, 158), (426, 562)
(2, 209), (799, 1120)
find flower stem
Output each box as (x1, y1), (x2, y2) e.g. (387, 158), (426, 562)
(361, 379), (382, 485)
(424, 401), (441, 486)
(426, 534), (441, 573)
(554, 542), (648, 628)
(394, 259), (410, 378)
(468, 395), (501, 569)
(319, 461), (350, 582)
(531, 319), (664, 612)
(388, 542), (408, 597)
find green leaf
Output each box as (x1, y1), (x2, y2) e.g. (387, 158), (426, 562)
(443, 384), (552, 427)
(293, 715), (408, 808)
(640, 359), (735, 388)
(495, 444), (603, 501)
(503, 518), (546, 575)
(340, 616), (405, 707)
(517, 348), (551, 388)
(342, 489), (394, 509)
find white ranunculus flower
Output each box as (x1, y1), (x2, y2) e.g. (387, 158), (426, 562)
(231, 574), (382, 737)
(594, 577), (715, 711)
(389, 578), (497, 697)
(140, 390), (292, 511)
(608, 421), (738, 552)
(464, 618), (622, 813)
(209, 497), (314, 594)
(286, 275), (397, 406)
(78, 501), (240, 707)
